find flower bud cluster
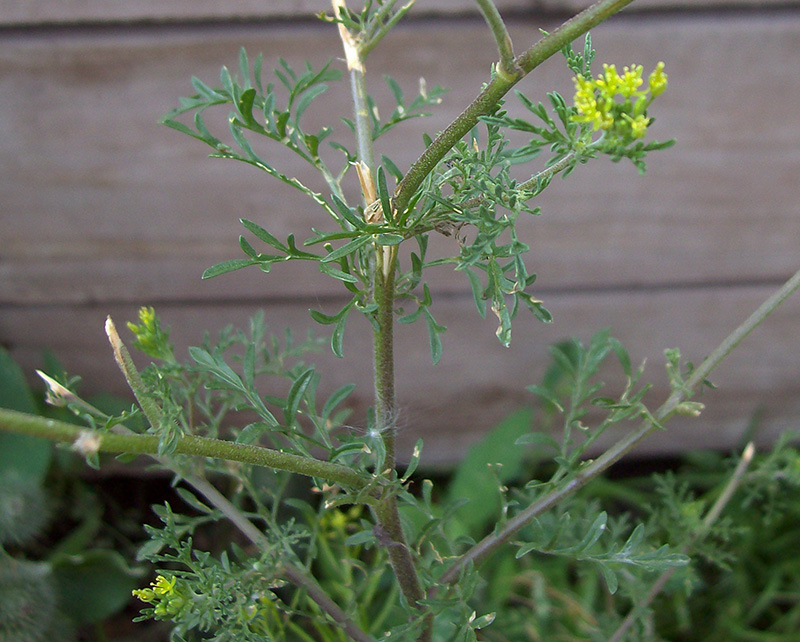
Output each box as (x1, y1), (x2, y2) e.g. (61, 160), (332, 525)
(132, 574), (189, 618)
(572, 62), (667, 139)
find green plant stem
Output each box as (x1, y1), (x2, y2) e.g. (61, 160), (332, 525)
(518, 149), (579, 192)
(439, 266), (800, 586)
(373, 248), (399, 467)
(333, 0), (375, 173)
(334, 4), (429, 634)
(474, 0), (521, 81)
(393, 0), (636, 216)
(362, 0), (416, 58)
(0, 407), (369, 489)
(374, 497), (426, 615)
(608, 441), (756, 642)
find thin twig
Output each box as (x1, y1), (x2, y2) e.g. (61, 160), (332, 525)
(474, 0), (521, 81)
(333, 0), (375, 174)
(608, 442), (756, 642)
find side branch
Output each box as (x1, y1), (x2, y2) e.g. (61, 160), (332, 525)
(0, 408), (370, 489)
(393, 0), (636, 215)
(474, 0), (521, 80)
(439, 266), (800, 585)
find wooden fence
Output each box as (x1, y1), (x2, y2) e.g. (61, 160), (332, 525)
(2, 1), (799, 468)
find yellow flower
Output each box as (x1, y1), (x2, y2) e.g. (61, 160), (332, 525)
(618, 64), (644, 97)
(648, 61), (668, 97)
(595, 64), (620, 95)
(132, 587), (156, 602)
(152, 574), (177, 596)
(570, 61), (666, 139)
(572, 75), (613, 131)
(132, 575), (187, 618)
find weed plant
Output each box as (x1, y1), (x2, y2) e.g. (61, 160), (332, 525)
(2, 1), (800, 641)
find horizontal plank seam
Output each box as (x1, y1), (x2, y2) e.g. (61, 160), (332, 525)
(1, 275), (793, 311)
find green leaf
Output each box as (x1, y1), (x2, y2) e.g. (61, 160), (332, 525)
(344, 529), (376, 547)
(321, 383), (356, 423)
(319, 261), (359, 284)
(238, 235), (258, 258)
(295, 84), (329, 123)
(447, 408), (534, 536)
(310, 299), (356, 358)
(376, 165), (394, 224)
(331, 311), (350, 358)
(330, 194), (366, 229)
(0, 348), (52, 484)
(401, 439), (424, 482)
(423, 308), (446, 365)
(373, 233), (404, 246)
(235, 422), (268, 445)
(189, 347), (243, 391)
(381, 154), (403, 181)
(174, 487), (215, 514)
(284, 367), (315, 427)
(52, 550), (145, 624)
(598, 564), (619, 594)
(321, 234), (371, 263)
(471, 612), (496, 630)
(202, 258), (260, 279)
(526, 384), (564, 412)
(465, 267), (487, 318)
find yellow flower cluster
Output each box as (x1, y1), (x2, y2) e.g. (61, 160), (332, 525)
(132, 574), (188, 618)
(572, 62), (667, 139)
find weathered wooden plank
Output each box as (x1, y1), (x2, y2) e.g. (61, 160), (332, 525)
(2, 11), (799, 464)
(2, 0), (795, 27)
(3, 284), (798, 468)
(2, 14), (799, 305)
(0, 0), (522, 27)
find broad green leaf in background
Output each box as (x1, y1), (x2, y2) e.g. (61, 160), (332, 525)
(0, 347), (52, 484)
(446, 408), (533, 535)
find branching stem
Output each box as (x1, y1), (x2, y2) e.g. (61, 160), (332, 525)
(0, 408), (369, 490)
(439, 266), (800, 586)
(474, 0), (521, 81)
(393, 0), (635, 214)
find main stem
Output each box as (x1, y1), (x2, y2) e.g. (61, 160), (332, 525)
(333, 2), (427, 632)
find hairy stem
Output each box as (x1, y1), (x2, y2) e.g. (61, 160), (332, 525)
(393, 0), (635, 216)
(334, 3), (428, 633)
(439, 266), (800, 585)
(0, 407), (369, 489)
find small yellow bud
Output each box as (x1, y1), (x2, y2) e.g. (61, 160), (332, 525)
(648, 61), (668, 97)
(618, 64), (644, 97)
